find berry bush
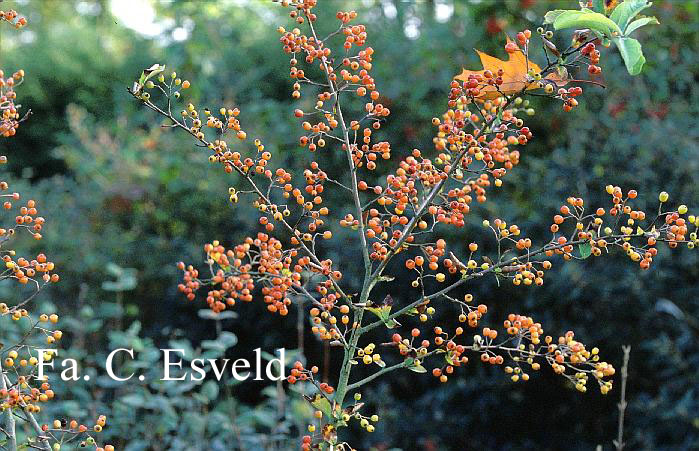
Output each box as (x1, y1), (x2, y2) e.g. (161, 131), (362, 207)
(129, 1), (694, 449)
(0, 8), (114, 451)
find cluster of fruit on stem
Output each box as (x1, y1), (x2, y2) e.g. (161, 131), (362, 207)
(0, 12), (113, 451)
(130, 1), (694, 449)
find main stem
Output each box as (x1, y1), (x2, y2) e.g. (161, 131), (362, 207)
(306, 19), (373, 408)
(334, 97), (512, 405)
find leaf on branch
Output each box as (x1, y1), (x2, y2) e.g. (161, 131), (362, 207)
(543, 10), (567, 24)
(591, 0), (606, 14)
(609, 0), (653, 34)
(406, 298), (431, 316)
(344, 402), (365, 416)
(304, 393), (337, 419)
(613, 36), (646, 75)
(408, 362), (427, 373)
(366, 294), (400, 328)
(455, 38), (567, 100)
(579, 243), (592, 259)
(404, 357), (427, 373)
(549, 9), (623, 36)
(139, 63), (165, 86)
(541, 36), (560, 57)
(624, 16), (659, 36)
(133, 63), (165, 95)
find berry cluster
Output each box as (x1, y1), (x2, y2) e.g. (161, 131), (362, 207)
(0, 69), (25, 138)
(1, 14), (113, 451)
(0, 9), (26, 29)
(178, 235), (300, 315)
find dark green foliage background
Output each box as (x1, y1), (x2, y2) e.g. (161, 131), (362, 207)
(1, 0), (697, 450)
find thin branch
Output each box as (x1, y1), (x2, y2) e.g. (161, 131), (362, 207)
(614, 345), (631, 451)
(128, 89), (354, 304)
(0, 360), (17, 451)
(345, 360), (408, 392)
(360, 233), (637, 334)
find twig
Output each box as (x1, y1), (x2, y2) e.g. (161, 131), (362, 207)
(613, 345), (631, 451)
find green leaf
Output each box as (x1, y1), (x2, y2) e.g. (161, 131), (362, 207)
(138, 63), (165, 87)
(408, 362), (427, 373)
(105, 262), (124, 277)
(201, 332), (237, 356)
(543, 10), (567, 25)
(304, 393), (334, 418)
(405, 357), (427, 373)
(197, 309), (238, 320)
(201, 380), (219, 401)
(614, 36), (646, 75)
(218, 331), (238, 349)
(579, 243), (592, 259)
(366, 304), (400, 328)
(120, 393), (146, 408)
(552, 10), (623, 36)
(591, 0), (606, 14)
(102, 263), (138, 291)
(133, 64), (165, 95)
(557, 65), (569, 80)
(624, 16), (659, 35)
(610, 0), (652, 33)
(168, 339), (195, 360)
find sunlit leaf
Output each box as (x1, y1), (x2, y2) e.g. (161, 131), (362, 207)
(133, 63), (165, 95)
(624, 16), (659, 35)
(552, 9), (622, 36)
(591, 0), (606, 14)
(610, 0), (653, 33)
(455, 38), (567, 100)
(613, 36), (646, 75)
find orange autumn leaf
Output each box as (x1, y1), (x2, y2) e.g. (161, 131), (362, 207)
(455, 38), (567, 100)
